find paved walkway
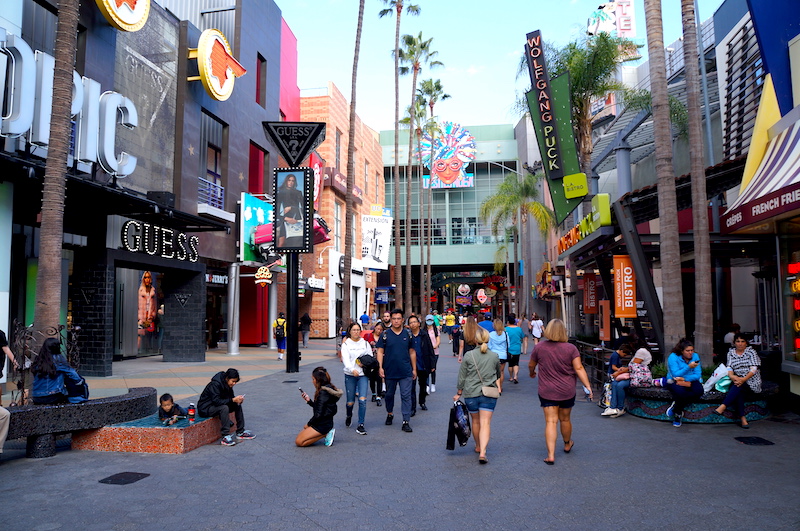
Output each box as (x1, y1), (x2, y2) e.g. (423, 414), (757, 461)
(1, 339), (799, 530)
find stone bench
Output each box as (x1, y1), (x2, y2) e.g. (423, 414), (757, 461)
(72, 414), (224, 454)
(7, 387), (157, 458)
(624, 381), (779, 423)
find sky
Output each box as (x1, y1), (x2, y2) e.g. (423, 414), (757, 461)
(277, 0), (725, 133)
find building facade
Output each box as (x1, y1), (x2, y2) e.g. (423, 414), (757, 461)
(0, 0), (292, 375)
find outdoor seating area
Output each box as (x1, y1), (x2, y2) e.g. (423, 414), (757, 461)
(6, 387), (157, 458)
(624, 382), (779, 423)
(72, 414), (223, 454)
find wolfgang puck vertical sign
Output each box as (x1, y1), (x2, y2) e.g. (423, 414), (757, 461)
(613, 255), (637, 318)
(524, 30), (563, 180)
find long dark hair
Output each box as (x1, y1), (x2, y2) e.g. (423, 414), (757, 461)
(312, 366), (337, 400)
(31, 338), (62, 378)
(672, 338), (694, 357)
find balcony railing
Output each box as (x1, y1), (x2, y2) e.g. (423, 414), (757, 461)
(198, 177), (224, 209)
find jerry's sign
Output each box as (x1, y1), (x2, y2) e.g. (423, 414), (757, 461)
(557, 194), (611, 255)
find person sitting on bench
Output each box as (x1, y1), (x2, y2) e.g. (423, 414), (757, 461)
(31, 338), (88, 405)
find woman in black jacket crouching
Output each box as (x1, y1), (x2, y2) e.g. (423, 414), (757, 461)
(296, 367), (343, 447)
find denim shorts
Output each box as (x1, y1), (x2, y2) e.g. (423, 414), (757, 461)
(464, 395), (498, 412)
(538, 395), (576, 409)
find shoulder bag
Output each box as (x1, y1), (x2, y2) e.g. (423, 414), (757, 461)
(472, 351), (500, 398)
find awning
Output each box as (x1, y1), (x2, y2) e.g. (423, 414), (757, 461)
(722, 118), (800, 233)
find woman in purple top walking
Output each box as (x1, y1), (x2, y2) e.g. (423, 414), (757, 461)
(529, 319), (593, 465)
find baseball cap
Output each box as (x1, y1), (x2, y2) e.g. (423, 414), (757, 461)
(425, 314), (435, 324)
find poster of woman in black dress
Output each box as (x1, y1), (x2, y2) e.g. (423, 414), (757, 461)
(274, 169), (312, 252)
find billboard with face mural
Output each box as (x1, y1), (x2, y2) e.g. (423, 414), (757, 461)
(419, 122), (477, 189)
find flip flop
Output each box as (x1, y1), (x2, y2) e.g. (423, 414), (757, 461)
(543, 458), (555, 465)
(564, 440), (575, 453)
(479, 456), (488, 464)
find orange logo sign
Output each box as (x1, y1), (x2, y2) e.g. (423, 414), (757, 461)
(194, 29), (246, 101)
(95, 0), (150, 32)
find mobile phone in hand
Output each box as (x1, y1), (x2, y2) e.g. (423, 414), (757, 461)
(298, 387), (304, 393)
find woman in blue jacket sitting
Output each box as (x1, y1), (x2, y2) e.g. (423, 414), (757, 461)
(31, 338), (88, 405)
(664, 338), (703, 427)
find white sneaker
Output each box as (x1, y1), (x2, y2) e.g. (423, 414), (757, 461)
(426, 386), (430, 394)
(601, 408), (618, 416)
(430, 384), (436, 393)
(611, 409), (626, 418)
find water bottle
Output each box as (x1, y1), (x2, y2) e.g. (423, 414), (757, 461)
(188, 402), (196, 423)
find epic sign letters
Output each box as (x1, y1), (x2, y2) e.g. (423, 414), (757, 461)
(0, 27), (138, 177)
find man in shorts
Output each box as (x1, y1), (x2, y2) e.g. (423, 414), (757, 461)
(504, 313), (527, 384)
(273, 312), (287, 360)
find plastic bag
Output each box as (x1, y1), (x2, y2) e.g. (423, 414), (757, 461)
(703, 363), (729, 393)
(598, 381), (612, 408)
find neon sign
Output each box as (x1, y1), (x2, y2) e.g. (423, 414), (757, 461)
(121, 220), (199, 262)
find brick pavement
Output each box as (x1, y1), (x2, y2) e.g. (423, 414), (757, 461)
(1, 339), (799, 530)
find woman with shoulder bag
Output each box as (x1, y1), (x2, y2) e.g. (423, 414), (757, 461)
(453, 328), (501, 464)
(340, 323), (372, 435)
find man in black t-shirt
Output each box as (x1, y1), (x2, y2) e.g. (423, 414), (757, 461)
(376, 309), (417, 433)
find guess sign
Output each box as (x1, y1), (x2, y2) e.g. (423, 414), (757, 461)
(121, 220), (199, 262)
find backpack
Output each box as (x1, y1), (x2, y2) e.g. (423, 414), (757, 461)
(275, 319), (286, 339)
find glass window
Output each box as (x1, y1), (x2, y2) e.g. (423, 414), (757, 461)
(256, 54), (267, 107)
(334, 201), (342, 252)
(335, 129), (342, 170)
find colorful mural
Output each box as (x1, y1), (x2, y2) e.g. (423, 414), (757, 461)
(419, 122), (477, 189)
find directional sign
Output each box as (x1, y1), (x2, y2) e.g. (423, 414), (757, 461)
(263, 121), (326, 167)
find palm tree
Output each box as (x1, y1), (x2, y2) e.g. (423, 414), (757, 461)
(399, 97), (429, 313)
(379, 0), (420, 312)
(342, 0), (366, 326)
(398, 32), (442, 314)
(645, 0), (685, 348)
(34, 0), (81, 338)
(417, 79), (449, 309)
(682, 0), (712, 363)
(480, 172), (556, 313)
(523, 33), (638, 176)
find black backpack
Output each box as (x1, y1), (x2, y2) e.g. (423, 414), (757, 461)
(275, 319), (286, 339)
(357, 354), (379, 379)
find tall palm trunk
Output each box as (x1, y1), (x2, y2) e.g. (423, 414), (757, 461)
(392, 4), (403, 309)
(342, 0), (366, 325)
(404, 67), (419, 315)
(34, 0), (81, 337)
(644, 0), (685, 349)
(425, 133), (433, 312)
(417, 131), (425, 313)
(682, 0), (712, 362)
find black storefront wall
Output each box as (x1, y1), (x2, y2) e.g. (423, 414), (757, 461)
(72, 248), (206, 377)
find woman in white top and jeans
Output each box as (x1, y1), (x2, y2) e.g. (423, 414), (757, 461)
(340, 322), (372, 435)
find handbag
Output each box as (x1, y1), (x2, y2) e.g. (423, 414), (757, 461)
(715, 375), (732, 393)
(471, 351), (500, 398)
(615, 372), (631, 381)
(629, 362), (653, 388)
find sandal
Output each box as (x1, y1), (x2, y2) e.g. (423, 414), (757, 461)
(564, 440), (575, 453)
(479, 456), (488, 464)
(543, 458), (555, 465)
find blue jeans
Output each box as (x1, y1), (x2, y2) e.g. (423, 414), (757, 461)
(384, 377), (413, 422)
(610, 378), (630, 409)
(344, 374), (369, 425)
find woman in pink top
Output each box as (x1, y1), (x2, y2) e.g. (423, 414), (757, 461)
(529, 319), (593, 465)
